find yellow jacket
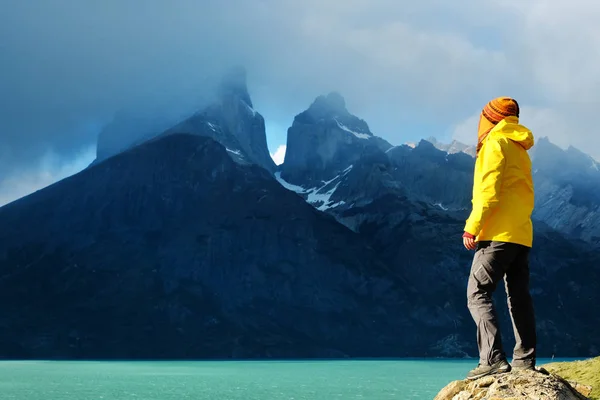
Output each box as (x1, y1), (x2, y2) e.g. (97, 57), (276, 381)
(465, 116), (535, 247)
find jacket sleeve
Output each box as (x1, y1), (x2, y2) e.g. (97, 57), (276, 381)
(464, 139), (506, 236)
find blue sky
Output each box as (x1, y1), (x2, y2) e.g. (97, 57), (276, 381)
(2, 0), (600, 205)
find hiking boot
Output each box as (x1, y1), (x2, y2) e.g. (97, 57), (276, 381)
(466, 359), (511, 380)
(511, 362), (536, 372)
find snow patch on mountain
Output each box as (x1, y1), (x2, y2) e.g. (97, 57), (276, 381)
(275, 166), (354, 211)
(274, 172), (308, 194)
(245, 102), (257, 116)
(426, 137), (476, 157)
(308, 183), (344, 211)
(335, 119), (370, 140)
(321, 166), (352, 186)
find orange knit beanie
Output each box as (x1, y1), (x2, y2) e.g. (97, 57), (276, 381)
(477, 97), (520, 153)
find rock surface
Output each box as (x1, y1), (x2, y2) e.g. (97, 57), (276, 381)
(435, 369), (590, 400)
(0, 134), (421, 359)
(280, 92), (391, 187)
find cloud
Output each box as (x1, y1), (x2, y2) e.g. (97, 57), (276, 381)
(452, 113), (481, 147)
(453, 106), (578, 154)
(270, 145), (287, 166)
(0, 145), (96, 207)
(2, 0), (600, 203)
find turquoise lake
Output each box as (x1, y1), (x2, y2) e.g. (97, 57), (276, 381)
(0, 359), (573, 399)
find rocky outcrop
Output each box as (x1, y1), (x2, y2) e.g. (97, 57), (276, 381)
(435, 369), (590, 400)
(280, 92), (392, 186)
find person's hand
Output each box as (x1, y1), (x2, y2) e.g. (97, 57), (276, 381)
(463, 232), (477, 251)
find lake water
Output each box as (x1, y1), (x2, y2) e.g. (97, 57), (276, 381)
(0, 359), (572, 399)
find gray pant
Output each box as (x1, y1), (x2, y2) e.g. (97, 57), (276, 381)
(467, 241), (536, 367)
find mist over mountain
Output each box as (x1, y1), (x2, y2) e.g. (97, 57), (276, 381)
(0, 71), (598, 359)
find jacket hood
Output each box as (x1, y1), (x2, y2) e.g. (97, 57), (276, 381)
(489, 116), (534, 150)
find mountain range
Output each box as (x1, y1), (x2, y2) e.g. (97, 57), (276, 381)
(0, 68), (598, 359)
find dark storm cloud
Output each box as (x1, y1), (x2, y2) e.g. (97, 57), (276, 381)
(1, 0), (600, 205)
(0, 0), (513, 174)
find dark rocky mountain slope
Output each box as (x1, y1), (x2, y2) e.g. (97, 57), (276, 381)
(0, 134), (427, 359)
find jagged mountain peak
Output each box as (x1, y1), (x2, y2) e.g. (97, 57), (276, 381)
(565, 144), (598, 165)
(530, 136), (599, 173)
(307, 92), (347, 117)
(417, 138), (438, 150)
(167, 67), (275, 172)
(425, 136), (442, 145)
(295, 92), (371, 136)
(218, 65), (253, 108)
(281, 93), (391, 186)
(534, 136), (596, 161)
(426, 136), (467, 148)
(410, 139), (462, 159)
(425, 137), (476, 157)
(93, 67), (275, 173)
(532, 136), (560, 153)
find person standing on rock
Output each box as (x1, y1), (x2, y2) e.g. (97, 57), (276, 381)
(462, 97), (537, 380)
